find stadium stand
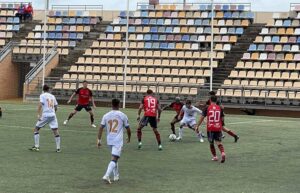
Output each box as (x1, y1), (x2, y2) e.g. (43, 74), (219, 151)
(219, 4), (300, 106)
(53, 3), (255, 100)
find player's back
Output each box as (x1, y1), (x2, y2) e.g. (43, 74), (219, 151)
(206, 104), (223, 131)
(143, 95), (159, 117)
(182, 105), (201, 119)
(40, 92), (58, 117)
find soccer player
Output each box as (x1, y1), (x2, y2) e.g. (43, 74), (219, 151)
(177, 100), (204, 142)
(97, 99), (131, 184)
(162, 97), (184, 135)
(196, 95), (226, 163)
(63, 80), (97, 127)
(29, 85), (61, 152)
(207, 91), (239, 142)
(137, 89), (162, 150)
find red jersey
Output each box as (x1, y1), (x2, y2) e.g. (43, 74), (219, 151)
(202, 104), (224, 131)
(142, 95), (159, 117)
(170, 102), (184, 115)
(75, 87), (92, 105)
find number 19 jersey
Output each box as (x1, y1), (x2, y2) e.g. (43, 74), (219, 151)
(142, 95), (159, 117)
(100, 110), (130, 146)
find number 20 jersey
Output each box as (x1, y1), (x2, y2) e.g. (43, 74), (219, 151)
(203, 104), (224, 132)
(100, 110), (130, 146)
(142, 95), (159, 117)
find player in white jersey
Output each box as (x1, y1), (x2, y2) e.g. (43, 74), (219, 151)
(97, 99), (131, 184)
(177, 100), (204, 142)
(29, 85), (61, 152)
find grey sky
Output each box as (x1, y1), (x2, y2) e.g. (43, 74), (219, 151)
(1, 0), (300, 12)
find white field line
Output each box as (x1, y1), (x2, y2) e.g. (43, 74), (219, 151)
(226, 119), (274, 125)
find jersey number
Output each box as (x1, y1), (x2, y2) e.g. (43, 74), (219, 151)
(108, 119), (119, 133)
(147, 98), (156, 109)
(47, 99), (54, 109)
(208, 110), (221, 123)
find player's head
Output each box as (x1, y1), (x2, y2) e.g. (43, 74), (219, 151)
(175, 96), (180, 103)
(112, 98), (120, 110)
(186, 100), (192, 108)
(210, 95), (218, 103)
(146, 89), (153, 95)
(82, 80), (88, 88)
(43, 85), (50, 92)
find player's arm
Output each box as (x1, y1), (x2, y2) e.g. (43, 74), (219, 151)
(37, 102), (42, 120)
(157, 103), (162, 122)
(137, 103), (143, 121)
(67, 92), (76, 104)
(161, 103), (172, 111)
(196, 115), (205, 132)
(178, 108), (184, 120)
(91, 96), (96, 108)
(54, 97), (58, 112)
(194, 107), (203, 115)
(126, 127), (131, 143)
(97, 124), (104, 148)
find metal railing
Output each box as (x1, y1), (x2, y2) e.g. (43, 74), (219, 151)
(0, 41), (20, 61)
(51, 4), (103, 17)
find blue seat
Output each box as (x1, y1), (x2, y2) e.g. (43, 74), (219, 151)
(247, 12), (254, 18)
(172, 19), (179, 25)
(76, 18), (83, 24)
(168, 43), (175, 49)
(68, 41), (76, 47)
(7, 17), (13, 23)
(142, 19), (149, 25)
(224, 12), (231, 18)
(144, 34), (151, 40)
(208, 12), (216, 18)
(128, 26), (135, 32)
(55, 33), (62, 39)
(62, 18), (69, 24)
(106, 26), (113, 32)
(119, 11), (126, 17)
(48, 33), (55, 39)
(69, 33), (76, 39)
(158, 27), (165, 33)
(120, 19), (127, 24)
(232, 12), (239, 18)
(12, 25), (19, 31)
(13, 17), (19, 23)
(228, 28), (235, 34)
(199, 5), (207, 10)
(150, 26), (158, 33)
(159, 35), (166, 41)
(190, 35), (197, 41)
(69, 18), (76, 24)
(166, 27), (172, 33)
(272, 36), (280, 43)
(194, 19), (202, 25)
(77, 33), (84, 39)
(141, 11), (148, 17)
(238, 5), (245, 11)
(145, 42), (152, 49)
(204, 27), (211, 34)
(283, 20), (291, 27)
(236, 28), (244, 34)
(152, 42), (159, 49)
(55, 11), (61, 17)
(182, 35), (189, 41)
(202, 19), (210, 26)
(297, 37), (300, 43)
(239, 12), (247, 18)
(249, 44), (257, 51)
(283, 45), (290, 51)
(151, 34), (159, 40)
(207, 5), (212, 10)
(140, 5), (147, 10)
(222, 5), (229, 10)
(160, 43), (168, 49)
(62, 11), (68, 16)
(148, 5), (154, 10)
(157, 19), (164, 25)
(257, 44), (265, 51)
(41, 33), (48, 39)
(149, 19), (156, 25)
(55, 25), (62, 31)
(76, 11), (83, 16)
(83, 18), (90, 24)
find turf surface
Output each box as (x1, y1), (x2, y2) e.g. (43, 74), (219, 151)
(0, 102), (299, 193)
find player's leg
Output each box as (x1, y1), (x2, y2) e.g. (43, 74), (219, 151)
(150, 117), (162, 150)
(222, 126), (239, 142)
(137, 117), (147, 149)
(50, 116), (61, 152)
(87, 109), (96, 128)
(177, 119), (186, 140)
(170, 116), (179, 135)
(64, 107), (79, 125)
(215, 132), (226, 163)
(207, 131), (218, 161)
(189, 122), (204, 143)
(103, 146), (121, 184)
(29, 117), (48, 151)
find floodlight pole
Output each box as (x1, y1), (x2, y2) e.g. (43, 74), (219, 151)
(123, 0), (130, 109)
(42, 0), (49, 88)
(210, 0), (214, 91)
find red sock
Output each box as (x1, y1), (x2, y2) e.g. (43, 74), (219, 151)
(154, 130), (161, 145)
(226, 130), (237, 138)
(210, 144), (216, 157)
(137, 129), (142, 142)
(218, 144), (225, 154)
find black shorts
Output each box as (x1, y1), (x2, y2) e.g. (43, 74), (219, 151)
(207, 131), (223, 143)
(140, 116), (157, 128)
(75, 104), (92, 112)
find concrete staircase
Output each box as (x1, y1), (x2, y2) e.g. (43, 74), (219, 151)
(210, 23), (266, 88)
(13, 20), (41, 42)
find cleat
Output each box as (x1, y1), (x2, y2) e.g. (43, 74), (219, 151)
(56, 149), (61, 153)
(29, 146), (39, 152)
(211, 156), (218, 161)
(138, 142), (142, 149)
(63, 120), (68, 125)
(102, 176), (111, 184)
(113, 176), (119, 182)
(176, 137), (182, 141)
(158, 144), (163, 151)
(199, 138), (204, 143)
(221, 152), (226, 163)
(91, 124), (97, 128)
(234, 135), (239, 143)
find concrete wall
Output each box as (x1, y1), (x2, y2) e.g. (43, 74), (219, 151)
(0, 52), (20, 99)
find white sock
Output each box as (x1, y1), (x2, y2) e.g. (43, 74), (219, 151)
(105, 161), (116, 177)
(34, 132), (39, 147)
(178, 127), (183, 138)
(55, 135), (61, 149)
(113, 163), (119, 177)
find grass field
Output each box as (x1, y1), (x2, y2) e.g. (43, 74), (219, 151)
(0, 102), (299, 193)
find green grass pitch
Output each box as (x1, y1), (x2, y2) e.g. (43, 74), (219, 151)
(0, 102), (299, 193)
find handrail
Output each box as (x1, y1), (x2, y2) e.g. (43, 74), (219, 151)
(25, 45), (58, 83)
(0, 41), (19, 61)
(51, 5), (103, 11)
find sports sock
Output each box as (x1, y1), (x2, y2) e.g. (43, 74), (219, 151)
(113, 162), (119, 177)
(153, 130), (161, 145)
(218, 144), (225, 154)
(226, 130), (237, 138)
(170, 123), (176, 134)
(178, 127), (183, 138)
(105, 160), (116, 177)
(90, 114), (94, 124)
(67, 113), (74, 120)
(210, 144), (216, 157)
(137, 129), (142, 142)
(34, 132), (39, 148)
(55, 135), (61, 149)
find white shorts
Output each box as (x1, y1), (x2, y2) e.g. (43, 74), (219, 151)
(36, 116), (58, 129)
(180, 117), (196, 128)
(109, 145), (122, 158)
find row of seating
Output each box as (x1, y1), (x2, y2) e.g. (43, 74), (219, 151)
(98, 33), (238, 43)
(13, 47), (69, 55)
(260, 27), (300, 35)
(106, 25), (245, 34)
(0, 10), (16, 16)
(47, 17), (97, 25)
(125, 11), (253, 19)
(76, 57), (218, 67)
(224, 79), (300, 87)
(138, 4), (250, 11)
(0, 31), (12, 38)
(33, 25), (91, 32)
(27, 32), (84, 40)
(19, 39), (76, 47)
(267, 19), (300, 27)
(62, 73), (205, 85)
(0, 17), (19, 23)
(236, 61), (300, 70)
(84, 49), (225, 59)
(249, 44), (300, 52)
(218, 89), (300, 99)
(242, 52), (300, 61)
(0, 39), (6, 46)
(255, 36), (300, 43)
(0, 3), (20, 9)
(0, 24), (19, 31)
(229, 70), (300, 80)
(48, 10), (99, 17)
(113, 18), (251, 26)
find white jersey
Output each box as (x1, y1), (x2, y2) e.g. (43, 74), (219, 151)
(40, 92), (58, 117)
(101, 110), (130, 147)
(181, 105), (202, 120)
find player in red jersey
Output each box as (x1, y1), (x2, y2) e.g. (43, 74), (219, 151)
(63, 80), (97, 127)
(137, 89), (162, 150)
(162, 97), (184, 135)
(197, 95), (226, 163)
